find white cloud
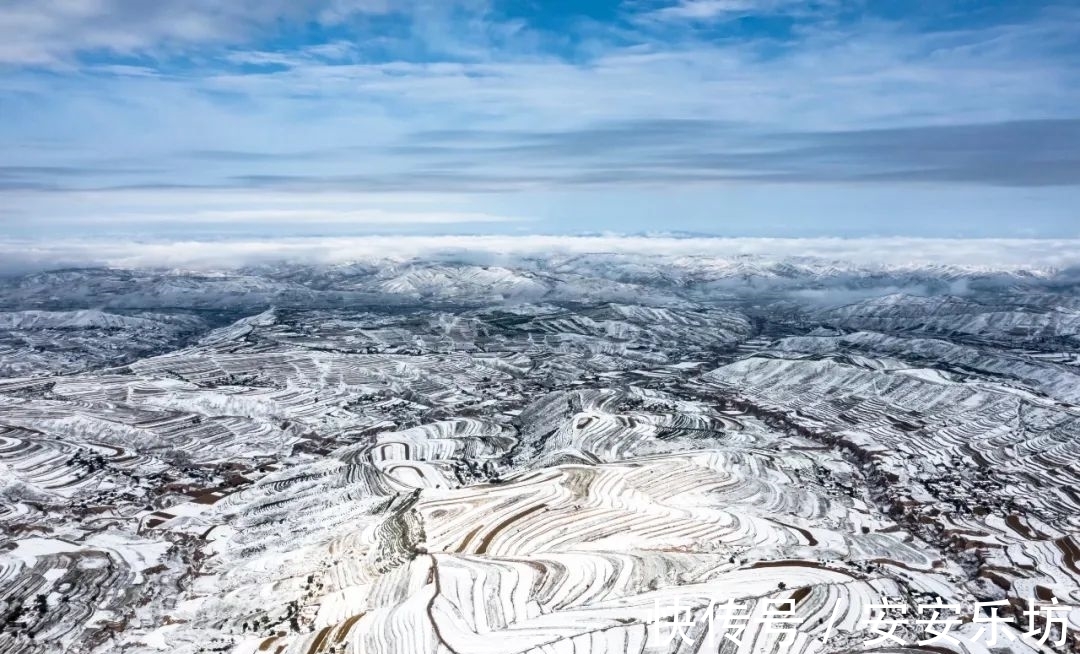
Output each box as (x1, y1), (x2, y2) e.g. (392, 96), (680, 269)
(1, 236), (1078, 273)
(0, 0), (416, 66)
(1, 188), (519, 227)
(1, 2), (1078, 236)
(649, 0), (791, 21)
(117, 208), (516, 225)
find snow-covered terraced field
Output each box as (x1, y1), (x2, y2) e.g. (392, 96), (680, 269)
(1, 259), (1078, 654)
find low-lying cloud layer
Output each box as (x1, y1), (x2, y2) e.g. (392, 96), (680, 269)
(3, 235), (1079, 275)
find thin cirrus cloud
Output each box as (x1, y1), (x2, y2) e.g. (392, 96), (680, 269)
(0, 1), (1078, 236)
(0, 1), (407, 66)
(9, 118), (1077, 195)
(643, 0), (806, 21)
(385, 118), (1080, 189)
(0, 188), (523, 237)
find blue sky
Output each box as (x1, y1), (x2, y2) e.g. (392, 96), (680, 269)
(1, 0), (1078, 238)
